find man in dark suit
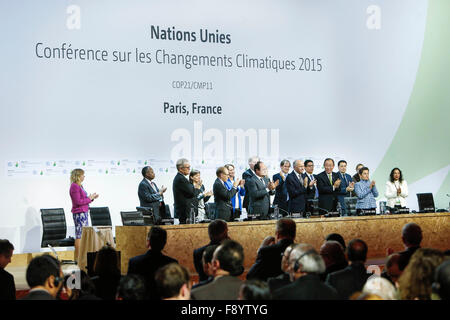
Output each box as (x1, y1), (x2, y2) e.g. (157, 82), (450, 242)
(193, 219), (229, 282)
(272, 159), (291, 216)
(325, 239), (371, 299)
(172, 158), (195, 224)
(192, 245), (218, 290)
(397, 222), (422, 271)
(273, 244), (338, 300)
(267, 244), (295, 294)
(247, 161), (277, 219)
(155, 263), (191, 300)
(286, 160), (307, 216)
(21, 254), (64, 300)
(0, 240), (15, 300)
(242, 156), (260, 212)
(191, 240), (244, 300)
(316, 158), (341, 212)
(127, 226), (178, 299)
(213, 166), (243, 221)
(247, 218), (296, 281)
(138, 166), (167, 224)
(336, 160), (355, 216)
(303, 159), (318, 214)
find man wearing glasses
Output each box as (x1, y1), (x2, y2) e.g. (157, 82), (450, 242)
(173, 158), (196, 224)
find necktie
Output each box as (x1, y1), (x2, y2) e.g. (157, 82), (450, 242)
(260, 178), (265, 187)
(328, 174), (332, 185)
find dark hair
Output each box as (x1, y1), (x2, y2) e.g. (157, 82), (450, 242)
(304, 160), (314, 167)
(117, 274), (146, 300)
(254, 161), (263, 172)
(0, 239), (14, 256)
(389, 167), (404, 183)
(94, 246), (120, 276)
(276, 218), (296, 240)
(358, 167), (369, 175)
(434, 260), (450, 300)
(323, 158), (335, 166)
(203, 245), (219, 265)
(338, 160), (347, 167)
(26, 254), (61, 288)
(189, 169), (200, 183)
(208, 219), (228, 243)
(356, 163), (364, 170)
(347, 239), (368, 262)
(402, 223), (422, 247)
(141, 166), (150, 178)
(214, 239), (244, 276)
(240, 280), (271, 300)
(147, 226), (167, 252)
(280, 159), (290, 167)
(325, 233), (346, 251)
(155, 263), (190, 299)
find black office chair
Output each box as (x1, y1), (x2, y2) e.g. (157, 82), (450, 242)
(205, 202), (216, 220)
(40, 208), (75, 248)
(89, 207), (112, 226)
(136, 206), (155, 225)
(120, 211), (145, 226)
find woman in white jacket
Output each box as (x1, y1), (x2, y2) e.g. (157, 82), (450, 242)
(385, 168), (408, 209)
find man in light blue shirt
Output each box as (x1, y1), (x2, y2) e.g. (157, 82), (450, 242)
(354, 167), (378, 213)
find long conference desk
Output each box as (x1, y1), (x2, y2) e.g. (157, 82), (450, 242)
(116, 212), (450, 276)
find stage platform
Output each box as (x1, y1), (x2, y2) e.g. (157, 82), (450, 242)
(116, 212), (450, 275)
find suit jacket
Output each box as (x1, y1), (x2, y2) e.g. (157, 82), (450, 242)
(0, 269), (16, 300)
(20, 289), (54, 300)
(172, 172), (195, 222)
(193, 241), (222, 282)
(70, 182), (92, 214)
(247, 238), (294, 281)
(303, 172), (317, 201)
(247, 175), (275, 218)
(398, 246), (420, 271)
(325, 262), (371, 299)
(128, 249), (178, 299)
(316, 171), (341, 212)
(138, 178), (163, 221)
(267, 272), (292, 294)
(213, 178), (237, 221)
(273, 173), (289, 211)
(242, 169), (256, 210)
(336, 172), (353, 214)
(273, 274), (338, 300)
(286, 171), (306, 213)
(191, 275), (242, 300)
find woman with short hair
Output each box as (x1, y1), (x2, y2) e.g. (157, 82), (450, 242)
(189, 169), (212, 222)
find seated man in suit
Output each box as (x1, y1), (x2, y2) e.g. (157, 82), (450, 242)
(138, 166), (167, 224)
(319, 240), (348, 281)
(193, 219), (229, 282)
(286, 160), (307, 216)
(325, 239), (371, 299)
(172, 158), (196, 224)
(242, 156), (260, 212)
(127, 226), (178, 300)
(267, 244), (296, 294)
(192, 245), (218, 290)
(247, 218), (296, 281)
(21, 255), (64, 300)
(272, 159), (291, 216)
(316, 158), (341, 212)
(0, 239), (15, 300)
(191, 239), (245, 300)
(155, 263), (191, 300)
(247, 161), (277, 219)
(213, 166), (244, 221)
(273, 244), (338, 300)
(336, 160), (355, 216)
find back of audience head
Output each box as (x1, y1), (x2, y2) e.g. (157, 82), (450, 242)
(239, 280), (271, 300)
(26, 254), (63, 297)
(0, 239), (14, 269)
(363, 276), (397, 300)
(208, 219), (229, 243)
(398, 248), (445, 300)
(147, 226), (168, 252)
(275, 218), (296, 241)
(320, 240), (347, 268)
(347, 239), (368, 263)
(202, 245), (219, 278)
(289, 244), (325, 278)
(385, 253), (402, 285)
(325, 233), (346, 251)
(155, 263), (190, 300)
(116, 274), (146, 300)
(212, 239), (244, 277)
(401, 223), (422, 247)
(433, 260), (450, 300)
(94, 245), (120, 276)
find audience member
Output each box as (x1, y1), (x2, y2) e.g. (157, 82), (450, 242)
(247, 218), (296, 281)
(91, 245), (122, 300)
(326, 239), (371, 299)
(239, 280), (271, 300)
(267, 244), (296, 294)
(319, 240), (348, 281)
(273, 244), (338, 300)
(155, 263), (191, 300)
(192, 245), (218, 290)
(127, 226), (177, 299)
(325, 233), (346, 251)
(397, 223), (422, 271)
(432, 260), (450, 300)
(0, 239), (15, 300)
(193, 219), (229, 282)
(362, 276), (398, 300)
(381, 253), (402, 287)
(21, 254), (63, 300)
(191, 240), (244, 300)
(65, 270), (100, 300)
(116, 274), (146, 300)
(398, 248), (445, 300)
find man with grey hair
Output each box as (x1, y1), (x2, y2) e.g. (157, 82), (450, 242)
(172, 158), (196, 224)
(286, 160), (307, 216)
(273, 244), (338, 300)
(242, 156), (260, 212)
(362, 276), (397, 300)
